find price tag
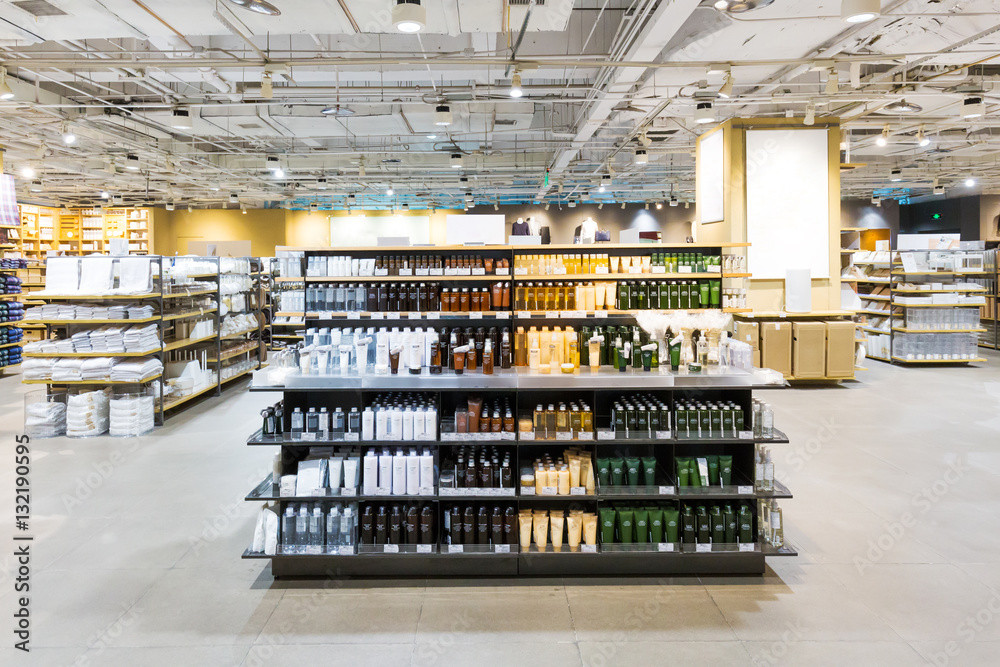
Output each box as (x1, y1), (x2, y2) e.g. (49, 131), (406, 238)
(310, 488), (328, 497)
(517, 311), (532, 319)
(340, 487), (356, 497)
(360, 270), (374, 277)
(472, 268), (486, 276)
(441, 433), (460, 442)
(487, 488), (500, 497)
(706, 265), (721, 273)
(470, 312), (483, 320)
(408, 312), (422, 320)
(739, 543), (755, 552)
(448, 544), (464, 554)
(399, 269), (413, 276)
(658, 486), (675, 495)
(577, 432), (593, 441)
(430, 268), (444, 276)
(384, 544), (399, 553)
(629, 267), (641, 274)
(657, 543), (674, 552)
(318, 311), (334, 320)
(553, 267), (567, 276)
(696, 543), (712, 553)
(737, 486), (754, 495)
(444, 268), (456, 276)
(375, 488), (391, 496)
(417, 544), (433, 553)
(439, 488), (457, 497)
(388, 312), (400, 319)
(594, 267), (609, 275)
(338, 545), (355, 555)
(419, 486), (435, 496)
(594, 311), (608, 319)
(568, 311), (586, 319)
(570, 487), (586, 496)
(370, 312), (385, 320)
(514, 268), (528, 276)
(501, 432), (516, 441)
(542, 486), (557, 496)
(651, 266), (666, 274)
(374, 269), (389, 277)
(520, 432), (534, 441)
(500, 488), (516, 497)
(556, 432), (573, 441)
(496, 268), (510, 276)
(426, 312), (440, 320)
(415, 268), (429, 277)
(521, 487), (535, 496)
(495, 544), (511, 554)
(347, 312), (362, 319)
(300, 432), (317, 441)
(678, 266), (693, 274)
(344, 433), (359, 442)
(655, 430), (672, 440)
(597, 430), (616, 440)
(581, 544), (597, 553)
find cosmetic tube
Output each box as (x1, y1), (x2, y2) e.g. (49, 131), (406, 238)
(599, 508), (616, 544)
(634, 509), (649, 544)
(557, 467), (570, 495)
(533, 512), (549, 550)
(719, 455), (733, 487)
(550, 513), (565, 552)
(343, 458), (359, 494)
(354, 337), (370, 376)
(389, 346), (402, 374)
(648, 508), (664, 543)
(569, 459), (581, 488)
(567, 513), (582, 550)
(697, 457), (710, 487)
(408, 332), (423, 375)
(375, 335), (389, 375)
(328, 457), (343, 492)
(618, 509), (634, 544)
(581, 513), (597, 546)
(339, 344), (352, 375)
(362, 408), (374, 441)
(641, 457), (657, 486)
(518, 513), (533, 549)
(625, 456), (642, 486)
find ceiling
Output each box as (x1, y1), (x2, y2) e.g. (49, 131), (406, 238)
(0, 0), (999, 210)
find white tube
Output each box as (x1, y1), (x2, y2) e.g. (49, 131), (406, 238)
(342, 458), (359, 493)
(412, 407), (425, 440)
(339, 344), (351, 375)
(375, 331), (389, 375)
(378, 454), (392, 492)
(349, 456), (361, 487)
(406, 455), (419, 494)
(392, 454), (407, 495)
(419, 453), (434, 489)
(328, 457), (343, 491)
(361, 454), (377, 495)
(355, 337), (371, 376)
(424, 406), (437, 440)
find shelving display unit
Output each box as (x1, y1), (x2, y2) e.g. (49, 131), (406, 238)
(15, 204), (151, 259)
(270, 251), (305, 349)
(978, 247), (998, 351)
(0, 261), (25, 374)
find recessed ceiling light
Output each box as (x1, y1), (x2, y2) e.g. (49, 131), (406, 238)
(841, 0), (880, 23)
(393, 0), (425, 33)
(884, 99), (922, 113)
(29, 179), (42, 192)
(225, 0), (281, 16)
(714, 0), (776, 13)
(19, 165), (35, 179)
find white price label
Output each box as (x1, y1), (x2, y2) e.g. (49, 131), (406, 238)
(501, 432), (516, 441)
(739, 543), (755, 552)
(520, 432), (534, 441)
(597, 430), (616, 440)
(500, 488), (516, 497)
(706, 265), (721, 273)
(419, 486), (435, 496)
(594, 311), (608, 319)
(439, 488), (457, 497)
(678, 266), (693, 274)
(553, 267), (567, 275)
(594, 267), (609, 275)
(340, 487), (356, 497)
(542, 486), (557, 496)
(441, 433), (460, 442)
(629, 267), (641, 274)
(514, 267), (528, 276)
(521, 487), (535, 496)
(472, 268), (486, 276)
(318, 312), (334, 319)
(470, 312), (483, 320)
(448, 544), (464, 554)
(494, 544), (511, 554)
(738, 486), (754, 495)
(426, 312), (440, 319)
(517, 311), (532, 319)
(655, 430), (672, 440)
(408, 312), (422, 320)
(415, 268), (429, 276)
(310, 488), (328, 497)
(338, 545), (355, 555)
(581, 544), (597, 553)
(375, 488), (391, 496)
(347, 312), (362, 319)
(487, 488), (500, 497)
(577, 432), (593, 441)
(374, 269), (389, 277)
(496, 268), (510, 276)
(651, 266), (666, 274)
(556, 432), (573, 441)
(444, 268), (457, 276)
(568, 311), (586, 319)
(570, 487), (586, 496)
(430, 268), (444, 276)
(658, 486), (675, 495)
(657, 543), (674, 552)
(388, 312), (400, 319)
(344, 433), (360, 442)
(383, 544), (399, 553)
(696, 543), (712, 553)
(399, 269), (413, 276)
(300, 432), (317, 441)
(738, 431), (754, 440)
(417, 544), (433, 553)
(370, 312), (385, 320)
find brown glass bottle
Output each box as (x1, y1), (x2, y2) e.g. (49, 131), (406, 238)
(480, 459), (492, 488)
(449, 506), (462, 545)
(500, 329), (512, 369)
(482, 339), (494, 375)
(491, 506), (503, 545)
(419, 506), (433, 544)
(375, 505), (387, 545)
(479, 406), (490, 432)
(503, 506), (516, 544)
(470, 289), (481, 312)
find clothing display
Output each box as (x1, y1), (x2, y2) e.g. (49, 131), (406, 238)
(510, 218), (531, 236)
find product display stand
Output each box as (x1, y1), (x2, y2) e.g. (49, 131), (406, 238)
(243, 243), (795, 578)
(215, 256), (265, 386)
(271, 252), (305, 348)
(0, 264), (25, 374)
(978, 247), (998, 351)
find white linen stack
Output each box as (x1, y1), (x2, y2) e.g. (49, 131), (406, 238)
(80, 357), (114, 381)
(51, 358), (84, 382)
(21, 358), (54, 381)
(126, 304), (155, 319)
(109, 357), (163, 382)
(117, 257), (153, 294)
(24, 400), (66, 438)
(66, 389), (110, 438)
(122, 324), (160, 353)
(109, 393), (155, 436)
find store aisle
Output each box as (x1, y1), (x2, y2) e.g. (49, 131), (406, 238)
(1, 354), (999, 666)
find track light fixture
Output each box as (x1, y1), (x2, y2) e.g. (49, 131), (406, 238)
(962, 96), (986, 119)
(875, 125), (889, 147)
(714, 0), (775, 12)
(634, 149), (648, 165)
(656, 201), (663, 210)
(803, 104), (816, 126)
(841, 0), (880, 23)
(0, 67), (15, 100)
(510, 71), (523, 98)
(229, 192), (239, 204)
(890, 168), (902, 182)
(965, 178), (977, 188)
(125, 154), (140, 170)
(825, 70), (839, 95)
(112, 194), (123, 204)
(669, 197), (678, 207)
(261, 72), (273, 99)
(393, 0), (426, 33)
(718, 74), (734, 99)
(450, 153), (463, 168)
(917, 126), (930, 147)
(29, 179), (42, 192)
(61, 124), (76, 145)
(165, 201), (175, 211)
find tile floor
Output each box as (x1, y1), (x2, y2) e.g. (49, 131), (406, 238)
(1, 353), (999, 666)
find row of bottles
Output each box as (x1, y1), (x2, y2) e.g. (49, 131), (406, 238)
(447, 397), (516, 434)
(759, 499), (785, 548)
(306, 254), (510, 277)
(440, 446), (515, 489)
(520, 449), (596, 494)
(443, 504), (517, 546)
(512, 253), (722, 275)
(610, 394), (671, 438)
(675, 400), (747, 439)
(281, 502), (356, 554)
(513, 280), (722, 312)
(530, 402), (595, 440)
(359, 504), (436, 545)
(305, 282), (511, 313)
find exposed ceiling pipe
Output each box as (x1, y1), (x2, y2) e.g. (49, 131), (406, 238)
(505, 0), (537, 77)
(212, 10), (268, 63)
(128, 0), (195, 49)
(334, 0), (361, 34)
(200, 67), (241, 102)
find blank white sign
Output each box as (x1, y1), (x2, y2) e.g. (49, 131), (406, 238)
(446, 214), (505, 245)
(698, 130), (724, 224)
(329, 216), (430, 247)
(746, 129), (830, 279)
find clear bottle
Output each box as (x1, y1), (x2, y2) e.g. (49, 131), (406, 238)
(290, 407), (304, 440)
(282, 506), (297, 554)
(296, 504), (309, 554)
(762, 403), (774, 439)
(308, 505), (324, 554)
(326, 505), (341, 551)
(769, 500), (784, 548)
(758, 499), (770, 543)
(752, 401), (763, 439)
(754, 446), (765, 493)
(763, 450), (774, 493)
(340, 506), (354, 547)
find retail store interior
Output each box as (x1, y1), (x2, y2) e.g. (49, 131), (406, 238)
(1, 1), (1000, 665)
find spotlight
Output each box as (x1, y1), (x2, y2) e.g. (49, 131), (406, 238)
(803, 104), (816, 126)
(309, 203), (319, 212)
(0, 67), (15, 100)
(841, 0), (880, 23)
(634, 149), (648, 165)
(598, 203), (604, 210)
(825, 70), (839, 95)
(718, 74), (734, 99)
(934, 185), (945, 196)
(100, 190), (109, 199)
(966, 178), (976, 187)
(885, 99), (922, 113)
(166, 201), (175, 211)
(426, 133), (437, 139)
(209, 182), (221, 191)
(224, 0), (280, 16)
(62, 125), (76, 145)
(261, 72), (273, 99)
(273, 167), (285, 179)
(621, 202), (626, 209)
(266, 155), (280, 171)
(241, 204), (248, 214)
(875, 125), (889, 147)
(392, 0), (426, 33)
(568, 200), (576, 208)
(714, 0), (775, 11)
(669, 197), (678, 207)
(917, 126), (930, 147)
(694, 102), (715, 124)
(450, 153), (463, 168)
(386, 186), (394, 196)
(962, 96), (986, 119)
(125, 153), (140, 170)
(317, 177), (328, 190)
(509, 71), (523, 98)
(494, 202), (499, 211)
(435, 105), (453, 126)
(187, 205), (193, 213)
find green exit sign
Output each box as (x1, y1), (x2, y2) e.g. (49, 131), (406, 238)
(932, 213), (942, 219)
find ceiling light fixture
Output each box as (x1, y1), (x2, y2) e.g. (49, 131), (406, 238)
(29, 179), (41, 192)
(694, 102), (715, 124)
(224, 0), (281, 16)
(188, 205), (193, 213)
(19, 165), (35, 179)
(890, 168), (902, 182)
(125, 153), (140, 170)
(568, 200), (577, 208)
(966, 178), (977, 187)
(229, 192), (239, 204)
(714, 0), (776, 13)
(544, 203), (550, 211)
(393, 0), (426, 33)
(803, 104), (816, 126)
(61, 124), (76, 145)
(510, 71), (523, 98)
(309, 203), (319, 212)
(171, 108), (192, 130)
(241, 204), (248, 214)
(386, 186), (394, 196)
(112, 194), (123, 204)
(962, 96), (986, 119)
(621, 202), (626, 209)
(876, 125), (889, 147)
(656, 201), (663, 210)
(841, 0), (880, 23)
(634, 149), (648, 165)
(166, 201), (175, 211)
(884, 99), (922, 113)
(917, 126), (930, 147)
(100, 190), (109, 199)
(450, 153), (463, 168)
(273, 167), (285, 179)
(0, 67), (13, 100)
(266, 155), (280, 171)
(670, 197), (679, 207)
(825, 70), (839, 95)
(261, 72), (273, 99)
(435, 105), (453, 126)
(426, 133), (437, 139)
(718, 74), (734, 99)
(317, 177), (328, 190)
(598, 202), (604, 210)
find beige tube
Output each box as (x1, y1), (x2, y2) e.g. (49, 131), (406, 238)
(582, 513), (598, 545)
(582, 457), (595, 491)
(605, 283), (617, 310)
(595, 282), (607, 309)
(519, 513), (533, 548)
(569, 458), (581, 488)
(567, 513), (582, 550)
(550, 513), (565, 552)
(533, 511), (549, 550)
(558, 466), (571, 495)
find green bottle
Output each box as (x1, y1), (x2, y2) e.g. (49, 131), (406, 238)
(634, 509), (649, 544)
(618, 509), (634, 544)
(679, 282), (690, 310)
(696, 506), (710, 543)
(738, 504), (753, 543)
(699, 282), (710, 309)
(711, 506), (725, 544)
(618, 282), (629, 310)
(664, 507), (680, 543)
(649, 281), (661, 309)
(649, 508), (664, 543)
(682, 506), (695, 544)
(710, 280), (721, 307)
(635, 281), (647, 310)
(669, 282), (680, 309)
(659, 282), (670, 310)
(724, 504), (736, 543)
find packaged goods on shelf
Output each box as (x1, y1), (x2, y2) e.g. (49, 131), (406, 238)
(358, 503), (437, 549)
(439, 445), (514, 492)
(1, 274), (22, 295)
(274, 502), (358, 555)
(24, 323), (160, 355)
(520, 449), (595, 496)
(519, 509), (597, 552)
(24, 302), (154, 321)
(34, 256), (155, 296)
(24, 392), (66, 438)
(307, 253), (509, 278)
(66, 388), (111, 438)
(109, 391), (156, 437)
(512, 251), (720, 275)
(220, 313), (257, 337)
(440, 503), (516, 548)
(1, 300), (25, 323)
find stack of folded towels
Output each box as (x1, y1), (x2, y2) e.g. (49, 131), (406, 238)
(66, 389), (110, 438)
(24, 324), (161, 355)
(24, 398), (66, 438)
(110, 357), (163, 382)
(110, 393), (155, 436)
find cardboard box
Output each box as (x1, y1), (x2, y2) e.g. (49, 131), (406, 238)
(752, 348), (761, 368)
(735, 321), (760, 350)
(826, 321), (856, 378)
(792, 322), (827, 379)
(760, 322), (792, 377)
